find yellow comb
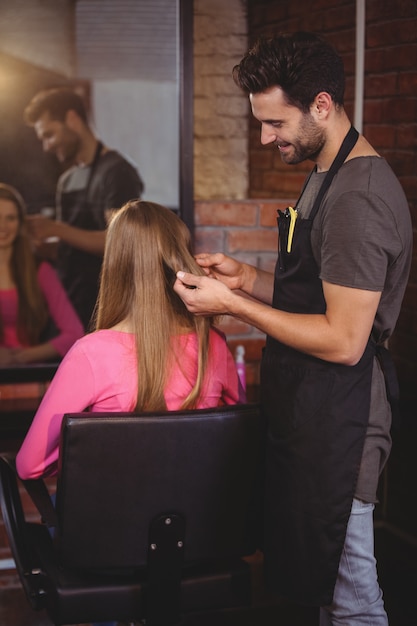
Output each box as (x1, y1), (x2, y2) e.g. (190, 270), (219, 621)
(287, 206), (297, 253)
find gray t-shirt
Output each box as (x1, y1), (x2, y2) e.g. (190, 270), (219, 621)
(297, 156), (412, 501)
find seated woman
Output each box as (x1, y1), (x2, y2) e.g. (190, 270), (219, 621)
(0, 183), (83, 366)
(17, 200), (245, 480)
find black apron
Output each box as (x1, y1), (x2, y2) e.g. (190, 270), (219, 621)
(58, 142), (105, 330)
(260, 127), (376, 606)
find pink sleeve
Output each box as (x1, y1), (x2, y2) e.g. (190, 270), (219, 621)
(211, 329), (247, 405)
(16, 340), (96, 479)
(222, 340), (247, 405)
(38, 262), (84, 356)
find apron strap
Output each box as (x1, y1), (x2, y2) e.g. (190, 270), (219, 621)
(308, 126), (359, 222)
(84, 140), (103, 201)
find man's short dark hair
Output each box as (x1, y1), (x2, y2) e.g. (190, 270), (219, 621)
(24, 87), (89, 125)
(233, 31), (345, 112)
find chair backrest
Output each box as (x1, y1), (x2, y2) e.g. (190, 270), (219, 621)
(55, 403), (262, 571)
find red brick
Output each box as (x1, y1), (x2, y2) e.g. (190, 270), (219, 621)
(262, 171), (306, 195)
(383, 44), (417, 71)
(367, 19), (417, 47)
(216, 316), (253, 336)
(245, 361), (260, 388)
(323, 7), (355, 31)
(398, 71), (417, 96)
(364, 124), (397, 148)
(365, 74), (398, 98)
(249, 171), (266, 193)
(194, 227), (225, 254)
(258, 203), (278, 227)
(227, 229), (278, 254)
(382, 151), (415, 177)
(367, 22), (400, 48)
(384, 98), (417, 124)
(389, 329), (417, 362)
(396, 306), (417, 336)
(398, 177), (417, 201)
(227, 337), (266, 363)
(259, 200), (295, 227)
(343, 54), (356, 79)
(365, 0), (415, 21)
(363, 101), (385, 124)
(365, 48), (386, 73)
(396, 123), (417, 150)
(251, 149), (275, 170)
(327, 30), (356, 56)
(400, 284), (417, 310)
(195, 202), (257, 227)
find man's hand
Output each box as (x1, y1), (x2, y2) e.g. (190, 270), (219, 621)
(27, 215), (106, 256)
(196, 252), (273, 305)
(195, 253), (246, 291)
(0, 347), (15, 366)
(174, 271), (235, 316)
(26, 214), (58, 245)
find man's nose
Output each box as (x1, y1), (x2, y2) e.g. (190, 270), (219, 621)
(260, 125), (276, 145)
(42, 138), (54, 153)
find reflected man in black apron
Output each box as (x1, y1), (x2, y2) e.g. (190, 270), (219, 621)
(174, 32), (412, 625)
(23, 88), (144, 330)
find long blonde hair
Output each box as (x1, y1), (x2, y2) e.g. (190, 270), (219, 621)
(0, 183), (48, 345)
(95, 200), (213, 411)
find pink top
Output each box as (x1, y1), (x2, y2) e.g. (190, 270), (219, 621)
(0, 262), (83, 356)
(16, 328), (245, 479)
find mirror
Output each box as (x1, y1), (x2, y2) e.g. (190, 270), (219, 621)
(0, 0), (194, 231)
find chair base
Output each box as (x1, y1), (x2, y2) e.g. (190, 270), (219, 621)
(25, 523), (252, 625)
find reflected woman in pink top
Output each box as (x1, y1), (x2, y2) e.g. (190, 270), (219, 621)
(17, 201), (245, 480)
(0, 183), (83, 366)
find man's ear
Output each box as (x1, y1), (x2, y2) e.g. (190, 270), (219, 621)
(64, 109), (80, 129)
(311, 92), (332, 119)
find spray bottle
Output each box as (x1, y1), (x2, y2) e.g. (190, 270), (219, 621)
(235, 344), (246, 392)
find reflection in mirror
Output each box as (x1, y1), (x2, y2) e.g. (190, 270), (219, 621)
(0, 0), (194, 384)
(0, 0), (193, 222)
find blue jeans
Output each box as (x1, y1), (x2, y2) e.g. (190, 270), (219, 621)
(319, 498), (388, 625)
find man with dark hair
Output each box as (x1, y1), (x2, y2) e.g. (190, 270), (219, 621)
(24, 87), (144, 330)
(174, 32), (412, 624)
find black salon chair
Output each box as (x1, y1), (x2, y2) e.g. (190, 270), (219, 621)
(0, 403), (263, 625)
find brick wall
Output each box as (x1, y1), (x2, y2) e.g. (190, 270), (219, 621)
(363, 0), (417, 406)
(194, 198), (296, 390)
(246, 0), (417, 404)
(193, 0), (249, 200)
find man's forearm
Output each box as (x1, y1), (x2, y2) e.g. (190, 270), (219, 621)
(243, 264), (274, 304)
(12, 343), (60, 365)
(227, 282), (380, 366)
(55, 221), (106, 255)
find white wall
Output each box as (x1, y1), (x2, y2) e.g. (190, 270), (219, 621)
(92, 80), (179, 209)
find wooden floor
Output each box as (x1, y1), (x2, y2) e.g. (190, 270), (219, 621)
(1, 526), (416, 626)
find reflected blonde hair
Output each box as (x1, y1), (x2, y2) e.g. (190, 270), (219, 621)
(95, 200), (213, 411)
(0, 184), (48, 345)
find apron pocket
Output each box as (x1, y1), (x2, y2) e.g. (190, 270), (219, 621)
(263, 362), (335, 438)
